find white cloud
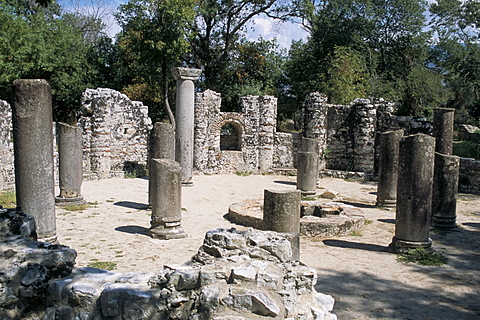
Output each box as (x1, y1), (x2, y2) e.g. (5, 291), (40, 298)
(247, 15), (309, 50)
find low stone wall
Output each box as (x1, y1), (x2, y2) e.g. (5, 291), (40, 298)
(0, 209), (337, 320)
(459, 157), (480, 194)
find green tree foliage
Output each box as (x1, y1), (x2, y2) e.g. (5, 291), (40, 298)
(190, 0), (290, 92)
(285, 0), (446, 116)
(115, 0), (195, 122)
(429, 0), (480, 123)
(0, 0), (89, 124)
(219, 38), (286, 111)
(326, 46), (369, 104)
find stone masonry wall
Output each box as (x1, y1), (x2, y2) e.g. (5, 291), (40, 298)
(79, 88), (152, 179)
(194, 90), (278, 174)
(0, 100), (14, 189)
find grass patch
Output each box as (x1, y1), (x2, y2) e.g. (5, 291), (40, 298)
(349, 230), (362, 236)
(64, 203), (90, 211)
(453, 141), (480, 160)
(235, 170), (253, 176)
(364, 219), (373, 225)
(396, 248), (448, 266)
(0, 190), (16, 208)
(87, 261), (117, 271)
(287, 171), (297, 176)
(302, 196), (318, 201)
(106, 199), (115, 203)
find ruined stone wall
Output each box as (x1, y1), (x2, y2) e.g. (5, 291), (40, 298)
(193, 90), (278, 174)
(79, 88), (152, 179)
(0, 100), (14, 189)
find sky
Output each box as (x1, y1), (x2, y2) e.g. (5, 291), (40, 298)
(59, 0), (309, 50)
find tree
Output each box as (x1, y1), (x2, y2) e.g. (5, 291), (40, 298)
(0, 0), (89, 124)
(115, 0), (195, 122)
(190, 0), (290, 92)
(221, 38), (286, 111)
(429, 0), (480, 122)
(326, 46), (369, 104)
(284, 0), (444, 116)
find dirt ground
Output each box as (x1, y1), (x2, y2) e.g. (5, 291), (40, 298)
(55, 174), (480, 320)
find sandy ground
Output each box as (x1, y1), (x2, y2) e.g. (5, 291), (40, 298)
(55, 174), (480, 320)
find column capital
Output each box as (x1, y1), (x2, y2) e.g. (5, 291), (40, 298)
(171, 67), (202, 81)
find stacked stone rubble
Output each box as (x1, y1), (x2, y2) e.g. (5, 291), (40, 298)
(0, 217), (337, 320)
(302, 93), (328, 170)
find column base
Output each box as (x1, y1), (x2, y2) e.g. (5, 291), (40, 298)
(55, 196), (86, 206)
(388, 236), (432, 253)
(375, 198), (396, 208)
(182, 180), (194, 187)
(301, 190), (317, 196)
(149, 225), (187, 240)
(431, 216), (457, 229)
(38, 234), (58, 244)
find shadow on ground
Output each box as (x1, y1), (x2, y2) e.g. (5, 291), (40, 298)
(114, 201), (149, 210)
(115, 225), (149, 236)
(316, 222), (480, 319)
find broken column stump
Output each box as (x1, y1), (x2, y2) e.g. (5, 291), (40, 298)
(263, 189), (301, 260)
(149, 158), (186, 240)
(12, 79), (57, 243)
(148, 122), (175, 205)
(432, 153), (460, 228)
(55, 122), (86, 206)
(390, 134), (435, 253)
(376, 129), (404, 207)
(297, 151), (318, 195)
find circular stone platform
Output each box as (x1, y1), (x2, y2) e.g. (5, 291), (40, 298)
(228, 199), (365, 237)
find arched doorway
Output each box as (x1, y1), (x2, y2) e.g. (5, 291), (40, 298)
(220, 122), (242, 151)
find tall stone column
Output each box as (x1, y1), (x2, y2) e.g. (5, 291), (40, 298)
(12, 79), (56, 243)
(389, 134), (435, 253)
(376, 130), (404, 207)
(297, 151), (318, 195)
(149, 158), (186, 240)
(433, 108), (455, 155)
(55, 122), (86, 206)
(172, 67), (202, 186)
(149, 122), (175, 205)
(263, 189), (301, 260)
(432, 153), (460, 228)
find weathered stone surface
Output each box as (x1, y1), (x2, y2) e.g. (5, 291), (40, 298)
(376, 129), (404, 207)
(12, 79), (56, 242)
(432, 153), (460, 228)
(433, 107), (455, 155)
(79, 88), (152, 179)
(390, 134), (435, 252)
(1, 225), (336, 320)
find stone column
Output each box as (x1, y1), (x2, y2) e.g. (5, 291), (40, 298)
(149, 158), (186, 239)
(263, 189), (301, 260)
(302, 93), (328, 170)
(297, 152), (318, 195)
(301, 137), (320, 182)
(353, 99), (376, 173)
(55, 122), (86, 206)
(148, 122), (175, 205)
(389, 134), (435, 253)
(172, 67), (202, 186)
(433, 108), (455, 155)
(432, 153), (460, 228)
(12, 79), (56, 243)
(376, 130), (404, 207)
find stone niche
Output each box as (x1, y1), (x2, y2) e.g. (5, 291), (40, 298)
(79, 88), (153, 179)
(0, 209), (337, 320)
